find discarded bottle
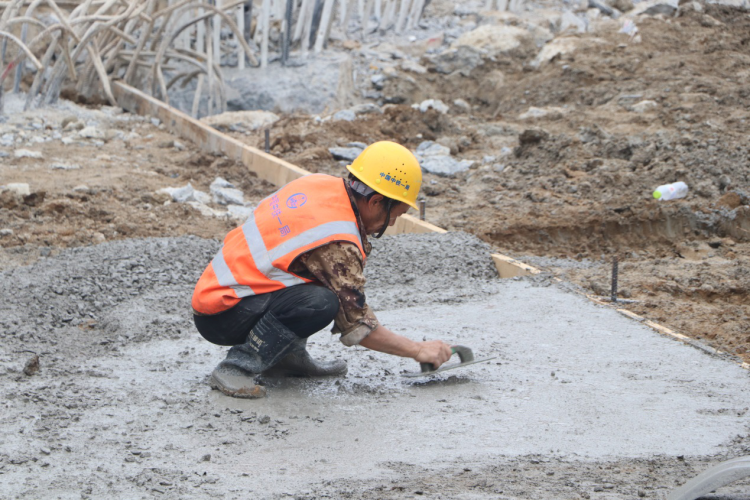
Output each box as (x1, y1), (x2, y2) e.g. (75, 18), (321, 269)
(653, 181), (688, 201)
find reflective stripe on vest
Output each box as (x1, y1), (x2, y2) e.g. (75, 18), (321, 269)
(192, 174), (365, 315)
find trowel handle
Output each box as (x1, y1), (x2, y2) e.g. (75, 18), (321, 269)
(419, 345), (474, 373)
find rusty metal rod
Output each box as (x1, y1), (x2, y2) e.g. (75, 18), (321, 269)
(610, 256), (619, 304)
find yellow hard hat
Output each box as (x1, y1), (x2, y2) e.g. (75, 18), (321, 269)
(346, 141), (422, 210)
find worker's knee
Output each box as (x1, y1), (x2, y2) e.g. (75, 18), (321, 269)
(303, 285), (339, 323)
(267, 285), (340, 338)
(289, 285), (339, 337)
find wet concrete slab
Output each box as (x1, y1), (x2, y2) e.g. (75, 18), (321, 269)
(201, 281), (750, 493)
(1, 236), (748, 498)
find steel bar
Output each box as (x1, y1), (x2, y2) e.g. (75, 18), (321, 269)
(610, 256), (619, 304)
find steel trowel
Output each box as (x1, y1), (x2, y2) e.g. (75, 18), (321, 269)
(401, 345), (496, 378)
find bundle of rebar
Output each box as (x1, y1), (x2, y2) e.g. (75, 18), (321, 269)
(0, 0), (259, 116)
(0, 0), (520, 117)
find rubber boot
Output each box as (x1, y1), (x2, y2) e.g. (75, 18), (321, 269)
(262, 338), (348, 378)
(210, 313), (298, 399)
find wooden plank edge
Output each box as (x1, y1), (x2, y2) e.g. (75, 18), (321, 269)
(568, 289), (750, 371)
(492, 253), (541, 278)
(385, 213), (447, 235)
(620, 310), (749, 371)
(112, 81), (309, 187)
(111, 80), (540, 281)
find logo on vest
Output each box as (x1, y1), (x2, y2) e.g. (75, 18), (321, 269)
(286, 193), (307, 209)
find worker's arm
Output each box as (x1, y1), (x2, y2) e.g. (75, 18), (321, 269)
(293, 243), (451, 366)
(359, 325), (453, 368)
(291, 242), (379, 343)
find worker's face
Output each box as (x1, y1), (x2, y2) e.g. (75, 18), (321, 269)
(362, 195), (409, 235)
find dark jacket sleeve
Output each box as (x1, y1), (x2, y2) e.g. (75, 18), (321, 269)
(292, 242), (379, 346)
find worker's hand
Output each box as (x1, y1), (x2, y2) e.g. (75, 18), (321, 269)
(414, 340), (453, 369)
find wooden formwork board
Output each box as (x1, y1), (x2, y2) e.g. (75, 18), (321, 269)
(112, 82), (309, 187)
(492, 253), (541, 279)
(595, 293), (750, 371)
(386, 214), (447, 236)
(111, 81), (539, 279)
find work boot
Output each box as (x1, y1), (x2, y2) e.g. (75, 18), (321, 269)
(262, 338), (348, 378)
(210, 313), (298, 399)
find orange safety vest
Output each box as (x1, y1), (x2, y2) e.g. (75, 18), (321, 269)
(192, 174), (366, 315)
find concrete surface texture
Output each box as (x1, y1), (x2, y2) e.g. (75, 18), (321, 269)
(0, 233), (748, 499)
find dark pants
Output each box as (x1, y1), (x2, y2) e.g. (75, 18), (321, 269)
(193, 284), (340, 346)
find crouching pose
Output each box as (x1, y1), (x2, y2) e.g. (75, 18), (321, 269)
(192, 141), (453, 398)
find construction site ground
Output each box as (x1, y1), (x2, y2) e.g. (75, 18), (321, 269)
(1, 233), (749, 499)
(1, 2), (750, 499)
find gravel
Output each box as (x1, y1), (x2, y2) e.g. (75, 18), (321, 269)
(0, 232), (500, 356)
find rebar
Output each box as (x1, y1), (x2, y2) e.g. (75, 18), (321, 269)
(610, 256), (619, 304)
(1, 0), (414, 117)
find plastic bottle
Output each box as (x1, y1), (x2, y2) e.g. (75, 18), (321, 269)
(653, 181), (688, 201)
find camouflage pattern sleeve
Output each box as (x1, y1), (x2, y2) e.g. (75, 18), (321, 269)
(294, 242), (379, 346)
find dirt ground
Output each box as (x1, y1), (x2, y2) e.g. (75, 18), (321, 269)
(1, 5), (749, 364)
(0, 97), (278, 268)
(240, 5), (750, 364)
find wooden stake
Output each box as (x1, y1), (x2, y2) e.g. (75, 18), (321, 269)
(274, 0), (284, 21)
(323, 0), (335, 42)
(308, 0), (324, 51)
(300, 0), (317, 54)
(206, 15), (214, 114)
(338, 0), (347, 28)
(407, 0), (423, 29)
(341, 0), (353, 37)
(293, 0), (312, 42)
(125, 0), (156, 85)
(381, 0), (396, 30)
(243, 0), (252, 41)
(14, 0), (45, 94)
(196, 6), (205, 52)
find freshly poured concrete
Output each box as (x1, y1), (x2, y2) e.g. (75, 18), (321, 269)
(1, 235), (748, 498)
(211, 282), (750, 487)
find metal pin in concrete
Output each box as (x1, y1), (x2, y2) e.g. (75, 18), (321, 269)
(419, 199), (426, 221)
(264, 128), (270, 153)
(610, 256), (619, 304)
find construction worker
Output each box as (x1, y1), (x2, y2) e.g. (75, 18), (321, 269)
(192, 141), (453, 398)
